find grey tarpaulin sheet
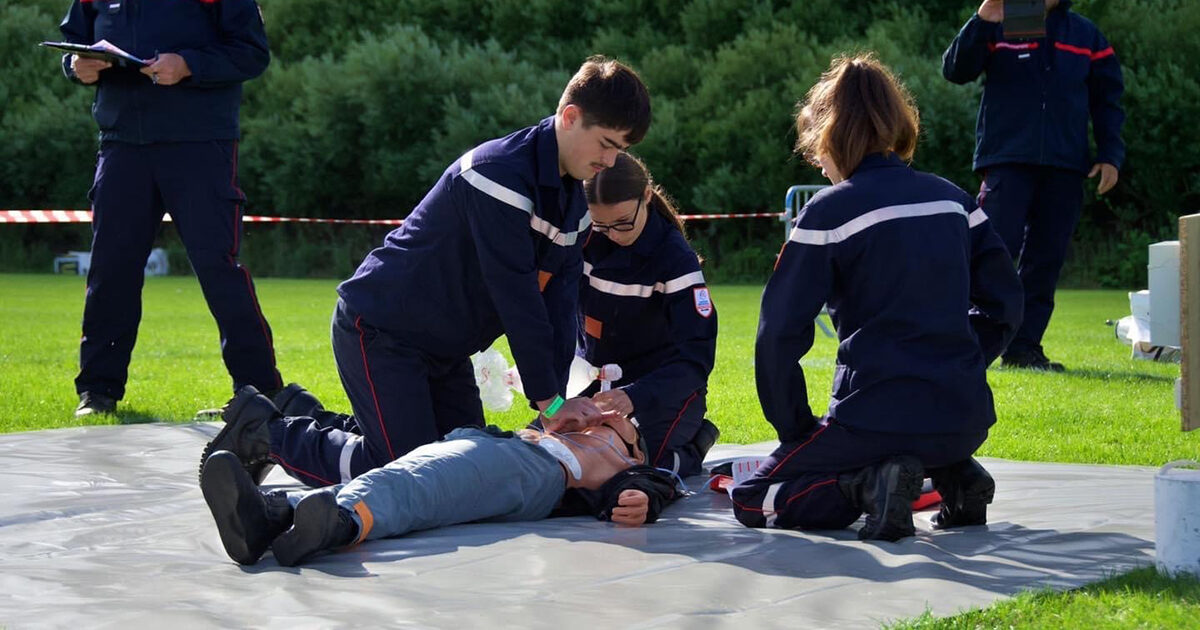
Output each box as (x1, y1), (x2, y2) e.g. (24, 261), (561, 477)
(0, 423), (1155, 629)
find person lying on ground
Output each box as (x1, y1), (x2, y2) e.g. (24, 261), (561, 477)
(200, 387), (680, 566)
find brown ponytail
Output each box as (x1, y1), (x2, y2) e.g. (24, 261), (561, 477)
(584, 152), (687, 238)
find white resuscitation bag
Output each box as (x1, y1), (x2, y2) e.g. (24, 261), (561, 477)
(566, 354), (622, 397)
(472, 349), (622, 411)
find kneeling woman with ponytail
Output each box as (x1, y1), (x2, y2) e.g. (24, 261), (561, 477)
(732, 54), (1023, 541)
(580, 152), (719, 478)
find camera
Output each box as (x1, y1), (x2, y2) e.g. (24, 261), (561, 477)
(1003, 0), (1047, 39)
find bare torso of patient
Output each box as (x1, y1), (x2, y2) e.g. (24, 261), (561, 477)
(520, 417), (644, 490)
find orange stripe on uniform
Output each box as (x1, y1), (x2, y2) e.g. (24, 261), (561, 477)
(584, 316), (603, 339)
(352, 501), (374, 544)
(538, 270), (553, 292)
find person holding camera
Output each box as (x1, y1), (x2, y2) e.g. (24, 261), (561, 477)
(943, 0), (1125, 371)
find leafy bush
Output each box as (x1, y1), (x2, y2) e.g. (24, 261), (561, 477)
(2, 1), (1197, 285)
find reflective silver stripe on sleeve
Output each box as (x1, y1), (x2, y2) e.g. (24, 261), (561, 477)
(661, 270), (706, 293)
(460, 148), (588, 247)
(459, 149), (534, 214)
(789, 200), (968, 246)
(583, 263), (706, 298)
(762, 482), (784, 528)
(530, 214), (589, 247)
(339, 435), (361, 483)
(967, 208), (988, 228)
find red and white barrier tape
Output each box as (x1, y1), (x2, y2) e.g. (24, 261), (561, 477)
(1, 209), (782, 224)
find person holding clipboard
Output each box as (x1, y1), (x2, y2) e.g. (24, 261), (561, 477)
(57, 0), (284, 417)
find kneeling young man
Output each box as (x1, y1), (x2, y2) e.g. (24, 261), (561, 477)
(200, 392), (679, 567)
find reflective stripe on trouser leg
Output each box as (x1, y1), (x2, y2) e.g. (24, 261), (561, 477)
(339, 435), (361, 483)
(761, 482), (784, 528)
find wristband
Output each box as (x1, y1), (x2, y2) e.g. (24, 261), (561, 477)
(543, 394), (565, 419)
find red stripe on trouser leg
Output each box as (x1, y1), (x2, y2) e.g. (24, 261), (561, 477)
(766, 423), (829, 478)
(652, 391), (698, 467)
(356, 316), (396, 460)
(271, 453), (337, 486)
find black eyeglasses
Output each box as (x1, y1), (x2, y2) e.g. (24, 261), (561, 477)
(591, 197), (643, 233)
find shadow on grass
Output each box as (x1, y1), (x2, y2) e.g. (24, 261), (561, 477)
(114, 409), (163, 425)
(1059, 368), (1177, 385)
(1079, 566), (1200, 601)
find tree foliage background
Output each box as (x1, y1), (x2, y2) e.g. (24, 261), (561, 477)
(1, 0), (1197, 284)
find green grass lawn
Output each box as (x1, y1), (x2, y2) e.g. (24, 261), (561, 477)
(1, 272), (1198, 627)
(3, 274), (1192, 465)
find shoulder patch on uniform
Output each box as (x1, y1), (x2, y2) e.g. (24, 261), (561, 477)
(693, 287), (713, 318)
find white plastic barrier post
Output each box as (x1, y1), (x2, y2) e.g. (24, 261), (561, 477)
(1155, 460), (1200, 576)
(1149, 241), (1180, 347)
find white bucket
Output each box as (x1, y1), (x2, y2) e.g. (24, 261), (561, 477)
(1155, 460), (1200, 576)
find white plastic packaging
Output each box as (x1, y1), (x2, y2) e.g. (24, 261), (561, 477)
(472, 348), (515, 412)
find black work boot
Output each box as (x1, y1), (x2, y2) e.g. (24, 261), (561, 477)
(75, 392), (117, 418)
(272, 488), (359, 567)
(272, 383), (324, 418)
(692, 418), (721, 459)
(199, 385), (279, 484)
(839, 456), (923, 542)
(1001, 346), (1065, 372)
(200, 451), (294, 565)
(929, 457), (995, 529)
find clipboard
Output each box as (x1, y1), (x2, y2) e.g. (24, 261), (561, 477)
(40, 40), (150, 67)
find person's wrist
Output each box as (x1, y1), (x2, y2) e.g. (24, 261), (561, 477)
(542, 395), (565, 419)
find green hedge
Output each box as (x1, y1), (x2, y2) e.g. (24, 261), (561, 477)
(2, 1), (1196, 286)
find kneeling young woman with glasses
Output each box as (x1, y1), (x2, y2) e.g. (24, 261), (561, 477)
(579, 152), (720, 479)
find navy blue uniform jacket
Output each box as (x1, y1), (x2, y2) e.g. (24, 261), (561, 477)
(756, 154), (1023, 441)
(578, 210), (717, 418)
(338, 118), (588, 403)
(60, 0), (270, 144)
(942, 0), (1125, 173)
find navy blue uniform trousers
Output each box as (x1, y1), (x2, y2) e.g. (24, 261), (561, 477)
(77, 141), (280, 400)
(269, 299), (485, 487)
(978, 164), (1083, 355)
(731, 421), (986, 531)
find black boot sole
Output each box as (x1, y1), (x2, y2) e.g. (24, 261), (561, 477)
(200, 451), (277, 565)
(272, 491), (348, 567)
(858, 456), (923, 542)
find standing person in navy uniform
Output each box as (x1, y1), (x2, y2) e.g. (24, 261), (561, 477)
(943, 0), (1125, 371)
(579, 152), (719, 479)
(59, 0), (282, 417)
(201, 57), (654, 488)
(731, 54), (1023, 541)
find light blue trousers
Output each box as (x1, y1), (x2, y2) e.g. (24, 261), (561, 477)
(328, 427), (566, 541)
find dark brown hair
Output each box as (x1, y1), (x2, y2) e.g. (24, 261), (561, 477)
(558, 55), (652, 146)
(794, 52), (919, 177)
(584, 152), (686, 237)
